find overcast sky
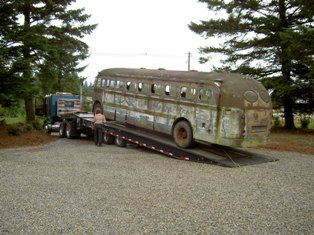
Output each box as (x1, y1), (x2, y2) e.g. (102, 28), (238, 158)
(74, 0), (220, 83)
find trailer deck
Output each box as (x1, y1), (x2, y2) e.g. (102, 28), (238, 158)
(103, 121), (278, 168)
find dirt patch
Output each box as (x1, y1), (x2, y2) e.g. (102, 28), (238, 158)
(0, 124), (313, 155)
(259, 129), (314, 155)
(0, 125), (58, 149)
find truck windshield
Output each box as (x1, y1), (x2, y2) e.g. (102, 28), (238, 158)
(64, 100), (74, 108)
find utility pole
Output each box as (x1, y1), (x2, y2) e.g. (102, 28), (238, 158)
(187, 51), (191, 71)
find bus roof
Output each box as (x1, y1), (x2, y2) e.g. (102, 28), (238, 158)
(97, 68), (247, 84)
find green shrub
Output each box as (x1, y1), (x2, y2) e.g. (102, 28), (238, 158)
(300, 118), (310, 129)
(7, 125), (21, 136)
(26, 123), (33, 131)
(272, 116), (282, 127)
(32, 118), (42, 130)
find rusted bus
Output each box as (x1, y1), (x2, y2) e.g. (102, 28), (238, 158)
(93, 68), (272, 148)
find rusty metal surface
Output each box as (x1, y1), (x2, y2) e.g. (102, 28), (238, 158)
(94, 68), (272, 148)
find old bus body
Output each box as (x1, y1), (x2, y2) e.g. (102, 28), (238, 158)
(93, 68), (272, 148)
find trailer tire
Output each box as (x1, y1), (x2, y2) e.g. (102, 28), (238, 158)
(115, 136), (127, 147)
(104, 133), (114, 144)
(173, 120), (194, 148)
(66, 121), (79, 139)
(59, 123), (66, 138)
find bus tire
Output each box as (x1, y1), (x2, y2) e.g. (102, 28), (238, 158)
(59, 123), (66, 138)
(173, 120), (194, 148)
(115, 136), (127, 147)
(104, 133), (114, 144)
(93, 102), (102, 114)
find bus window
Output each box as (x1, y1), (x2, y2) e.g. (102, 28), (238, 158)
(110, 80), (115, 88)
(142, 83), (148, 93)
(180, 87), (187, 98)
(165, 85), (170, 96)
(165, 85), (177, 97)
(199, 88), (213, 103)
(95, 77), (101, 87)
(186, 87), (196, 100)
(126, 81), (137, 92)
(101, 78), (105, 87)
(106, 79), (110, 88)
(151, 84), (162, 96)
(126, 81), (131, 91)
(116, 80), (124, 89)
(138, 82), (143, 92)
(151, 84), (156, 94)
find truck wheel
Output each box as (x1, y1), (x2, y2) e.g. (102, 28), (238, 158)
(173, 120), (194, 148)
(59, 123), (66, 138)
(66, 121), (79, 139)
(44, 122), (51, 135)
(104, 133), (114, 144)
(115, 136), (127, 147)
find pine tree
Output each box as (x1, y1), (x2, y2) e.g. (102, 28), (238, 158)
(189, 0), (314, 129)
(0, 0), (97, 122)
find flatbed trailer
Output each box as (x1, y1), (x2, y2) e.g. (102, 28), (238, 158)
(62, 113), (277, 168)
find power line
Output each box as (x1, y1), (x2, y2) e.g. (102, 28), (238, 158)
(91, 52), (193, 58)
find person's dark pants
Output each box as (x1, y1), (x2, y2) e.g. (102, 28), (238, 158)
(94, 124), (103, 146)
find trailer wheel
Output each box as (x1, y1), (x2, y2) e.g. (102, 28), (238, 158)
(173, 120), (194, 148)
(66, 121), (79, 139)
(104, 133), (114, 145)
(115, 136), (127, 147)
(59, 123), (66, 138)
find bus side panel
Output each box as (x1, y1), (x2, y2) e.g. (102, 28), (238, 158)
(115, 94), (126, 122)
(153, 100), (177, 134)
(104, 93), (116, 120)
(126, 96), (153, 130)
(194, 108), (218, 143)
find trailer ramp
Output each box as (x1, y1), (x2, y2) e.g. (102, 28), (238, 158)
(104, 122), (278, 167)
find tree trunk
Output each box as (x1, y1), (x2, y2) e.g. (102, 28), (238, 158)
(279, 0), (295, 129)
(283, 95), (295, 129)
(22, 2), (35, 123)
(25, 97), (35, 123)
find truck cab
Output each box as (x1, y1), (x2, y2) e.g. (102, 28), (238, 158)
(36, 93), (80, 134)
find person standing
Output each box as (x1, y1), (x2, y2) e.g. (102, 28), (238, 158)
(94, 110), (106, 146)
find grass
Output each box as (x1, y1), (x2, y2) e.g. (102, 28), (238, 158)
(4, 117), (26, 125)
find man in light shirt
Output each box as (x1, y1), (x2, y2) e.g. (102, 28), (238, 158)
(94, 110), (106, 146)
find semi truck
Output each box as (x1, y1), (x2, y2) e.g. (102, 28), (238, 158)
(35, 93), (94, 138)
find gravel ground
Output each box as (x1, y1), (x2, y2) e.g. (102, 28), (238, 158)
(0, 138), (313, 235)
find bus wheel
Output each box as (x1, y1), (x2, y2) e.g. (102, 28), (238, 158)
(93, 102), (102, 114)
(104, 133), (114, 144)
(173, 121), (194, 148)
(59, 123), (66, 138)
(115, 136), (127, 147)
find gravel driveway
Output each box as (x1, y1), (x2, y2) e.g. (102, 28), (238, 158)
(0, 138), (313, 234)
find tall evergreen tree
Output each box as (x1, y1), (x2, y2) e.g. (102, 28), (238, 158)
(0, 0), (96, 122)
(189, 0), (314, 129)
